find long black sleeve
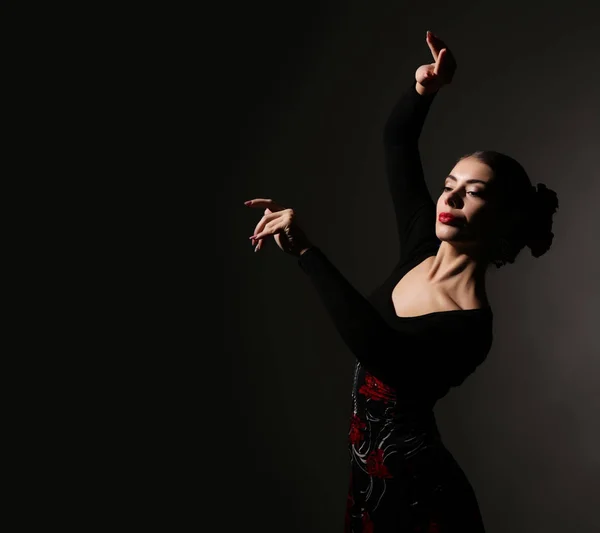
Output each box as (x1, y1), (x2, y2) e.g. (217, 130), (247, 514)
(295, 83), (494, 392)
(383, 80), (440, 262)
(297, 246), (430, 384)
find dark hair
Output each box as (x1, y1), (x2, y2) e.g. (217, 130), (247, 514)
(457, 150), (559, 269)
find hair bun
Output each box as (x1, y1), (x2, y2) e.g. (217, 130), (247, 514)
(534, 183), (559, 213)
(526, 183), (559, 257)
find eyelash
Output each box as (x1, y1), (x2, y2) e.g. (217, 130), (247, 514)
(442, 186), (480, 197)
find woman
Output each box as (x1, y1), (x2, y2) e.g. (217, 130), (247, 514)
(244, 31), (559, 532)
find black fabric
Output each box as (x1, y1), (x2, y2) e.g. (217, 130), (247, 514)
(298, 80), (493, 532)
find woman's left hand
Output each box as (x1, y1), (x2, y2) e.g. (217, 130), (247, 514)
(415, 31), (458, 92)
(244, 198), (313, 257)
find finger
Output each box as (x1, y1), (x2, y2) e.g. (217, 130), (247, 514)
(428, 32), (447, 48)
(441, 50), (457, 80)
(427, 32), (447, 58)
(253, 220), (281, 241)
(250, 211), (277, 245)
(433, 48), (446, 76)
(426, 32), (439, 62)
(424, 64), (436, 78)
(255, 208), (273, 249)
(252, 211), (281, 241)
(244, 198), (285, 211)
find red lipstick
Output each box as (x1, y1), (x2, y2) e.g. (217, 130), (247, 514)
(439, 212), (462, 225)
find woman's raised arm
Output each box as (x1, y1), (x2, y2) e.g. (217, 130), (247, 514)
(382, 32), (457, 262)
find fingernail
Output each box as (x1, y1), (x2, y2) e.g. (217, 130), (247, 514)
(244, 201), (252, 205)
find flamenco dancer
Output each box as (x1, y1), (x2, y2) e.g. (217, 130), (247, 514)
(244, 31), (559, 532)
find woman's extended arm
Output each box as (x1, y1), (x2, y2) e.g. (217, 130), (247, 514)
(298, 246), (430, 384)
(243, 200), (427, 383)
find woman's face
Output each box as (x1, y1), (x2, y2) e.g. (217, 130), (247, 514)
(435, 157), (499, 252)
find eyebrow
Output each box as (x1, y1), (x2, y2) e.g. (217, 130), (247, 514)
(446, 174), (489, 185)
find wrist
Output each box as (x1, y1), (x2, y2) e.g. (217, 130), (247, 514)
(415, 81), (440, 96)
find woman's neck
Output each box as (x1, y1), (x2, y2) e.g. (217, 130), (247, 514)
(426, 241), (490, 307)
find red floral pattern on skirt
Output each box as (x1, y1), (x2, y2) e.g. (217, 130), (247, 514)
(366, 448), (393, 479)
(349, 413), (367, 445)
(358, 373), (396, 403)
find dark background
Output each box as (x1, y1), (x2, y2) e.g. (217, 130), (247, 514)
(203, 1), (599, 531)
(15, 1), (598, 529)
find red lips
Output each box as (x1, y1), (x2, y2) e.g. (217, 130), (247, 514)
(439, 212), (462, 225)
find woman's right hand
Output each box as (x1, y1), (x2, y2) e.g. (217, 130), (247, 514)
(415, 31), (457, 92)
(244, 198), (313, 257)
